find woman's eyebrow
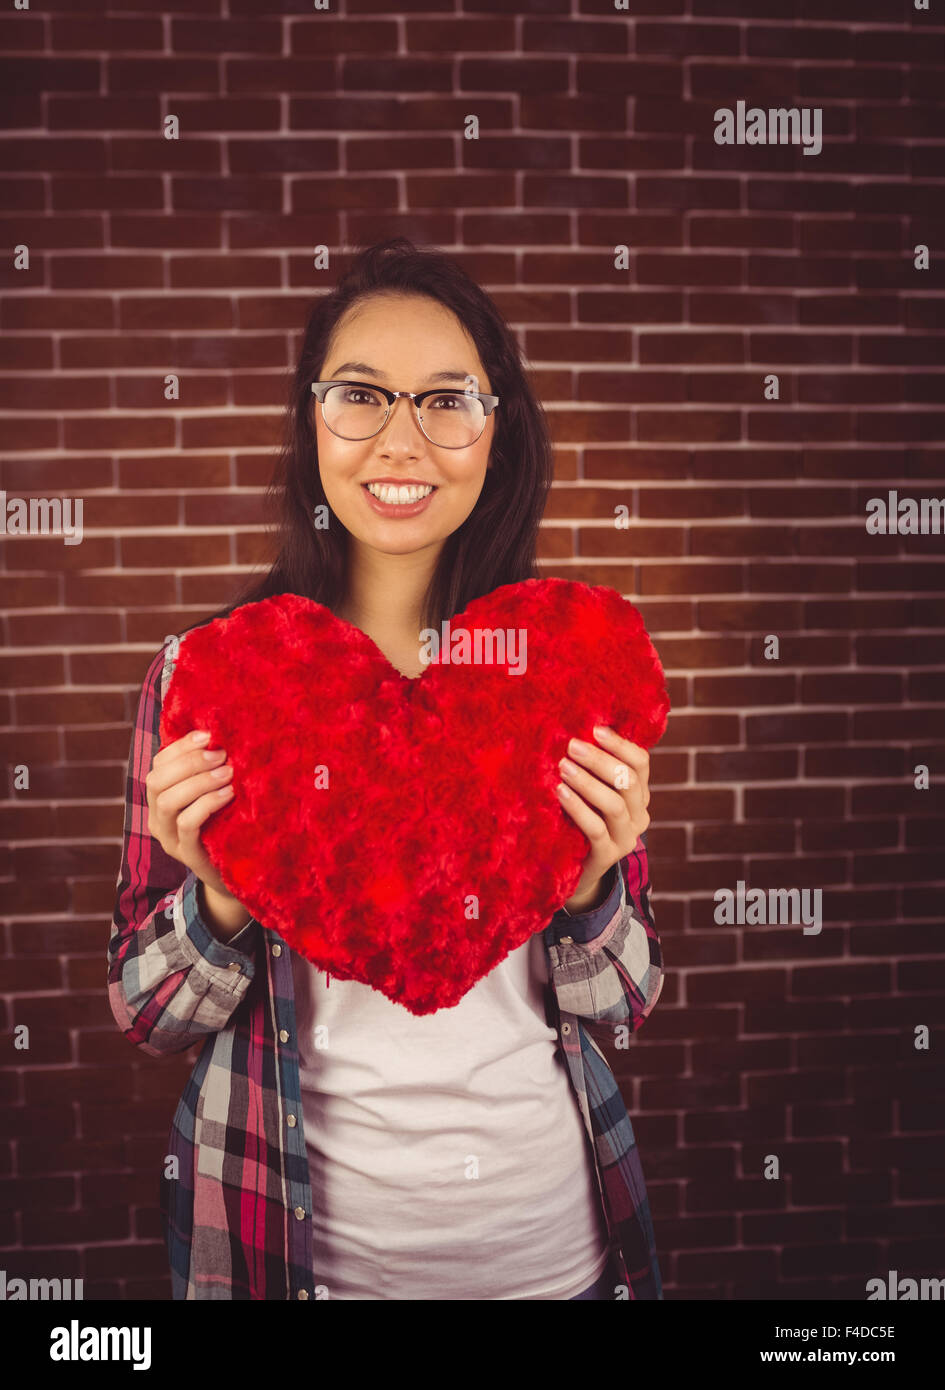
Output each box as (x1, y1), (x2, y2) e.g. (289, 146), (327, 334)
(328, 361), (473, 385)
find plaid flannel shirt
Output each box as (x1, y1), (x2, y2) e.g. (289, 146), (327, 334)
(108, 636), (665, 1300)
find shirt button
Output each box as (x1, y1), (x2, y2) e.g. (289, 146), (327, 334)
(226, 961), (241, 972)
(271, 944), (282, 957)
(562, 1022), (571, 1035)
(279, 1029), (289, 1043)
(287, 1113), (297, 1128)
(297, 1289), (309, 1300)
(294, 1206), (305, 1221)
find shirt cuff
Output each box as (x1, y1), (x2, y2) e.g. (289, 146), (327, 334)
(549, 863), (621, 944)
(179, 871), (259, 975)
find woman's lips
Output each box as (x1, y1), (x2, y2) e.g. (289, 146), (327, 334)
(362, 484), (438, 518)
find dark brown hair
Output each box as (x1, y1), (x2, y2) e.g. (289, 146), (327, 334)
(184, 236), (554, 637)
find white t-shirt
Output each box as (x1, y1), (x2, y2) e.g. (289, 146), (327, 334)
(290, 930), (612, 1300)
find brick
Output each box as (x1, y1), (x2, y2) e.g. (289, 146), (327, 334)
(638, 253), (743, 286)
(578, 290), (684, 323)
(1, 176), (44, 211)
(52, 176), (163, 212)
(579, 136), (685, 171)
(46, 95), (159, 130)
(461, 56), (564, 93)
(50, 16), (163, 50)
(0, 138), (107, 175)
(292, 175), (400, 213)
(589, 451), (689, 484)
(63, 726), (132, 762)
(293, 18), (403, 55)
(1, 295), (114, 331)
(296, 94), (508, 133)
(61, 415), (176, 452)
(638, 177), (740, 210)
(0, 84), (40, 125)
(693, 822), (794, 855)
(695, 674), (797, 708)
(306, 216), (422, 261)
(696, 749), (799, 782)
(0, 16), (44, 52)
(522, 18), (627, 53)
(0, 372), (109, 408)
(691, 215), (795, 249)
(638, 411), (741, 443)
(801, 817), (900, 851)
(0, 575), (62, 608)
(168, 256), (282, 292)
(110, 138), (221, 177)
(0, 215), (103, 257)
(749, 332), (853, 365)
(117, 454), (231, 489)
(172, 16), (282, 52)
(49, 254), (163, 289)
(178, 412), (285, 449)
(804, 746), (905, 779)
(173, 176), (283, 214)
(691, 292), (794, 324)
(246, 54), (350, 95)
(800, 672), (902, 703)
(0, 652), (65, 687)
(163, 97), (281, 134)
(108, 56), (218, 92)
(115, 294), (234, 332)
(0, 56), (99, 92)
(640, 332), (744, 365)
(117, 533), (232, 568)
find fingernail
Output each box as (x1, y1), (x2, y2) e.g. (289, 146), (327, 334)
(594, 725), (614, 740)
(192, 730), (211, 745)
(557, 782), (571, 799)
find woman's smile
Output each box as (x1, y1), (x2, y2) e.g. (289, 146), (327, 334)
(361, 480), (439, 517)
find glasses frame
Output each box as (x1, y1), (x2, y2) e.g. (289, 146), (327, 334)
(310, 379), (500, 450)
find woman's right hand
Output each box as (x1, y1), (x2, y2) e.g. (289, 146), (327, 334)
(145, 729), (243, 906)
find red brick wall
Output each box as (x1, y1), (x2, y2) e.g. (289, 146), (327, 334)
(2, 1), (943, 1300)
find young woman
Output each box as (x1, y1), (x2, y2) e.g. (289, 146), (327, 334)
(108, 238), (665, 1301)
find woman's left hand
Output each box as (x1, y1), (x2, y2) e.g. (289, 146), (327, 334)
(556, 725), (651, 914)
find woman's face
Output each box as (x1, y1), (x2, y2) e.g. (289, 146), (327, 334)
(313, 292), (495, 561)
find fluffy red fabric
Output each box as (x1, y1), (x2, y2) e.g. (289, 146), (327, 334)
(159, 577), (670, 1015)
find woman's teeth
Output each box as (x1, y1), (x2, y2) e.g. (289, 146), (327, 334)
(366, 482), (435, 504)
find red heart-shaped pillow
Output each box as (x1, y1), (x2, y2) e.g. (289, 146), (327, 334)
(159, 577), (670, 1015)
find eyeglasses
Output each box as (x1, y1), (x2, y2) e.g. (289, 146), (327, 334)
(310, 380), (499, 450)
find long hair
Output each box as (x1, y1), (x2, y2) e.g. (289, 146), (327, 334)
(180, 236), (554, 638)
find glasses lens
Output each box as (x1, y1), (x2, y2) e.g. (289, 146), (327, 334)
(322, 385), (485, 447)
(323, 384), (388, 440)
(418, 392), (484, 448)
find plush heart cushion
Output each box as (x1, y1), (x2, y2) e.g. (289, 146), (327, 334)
(159, 577), (670, 1015)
